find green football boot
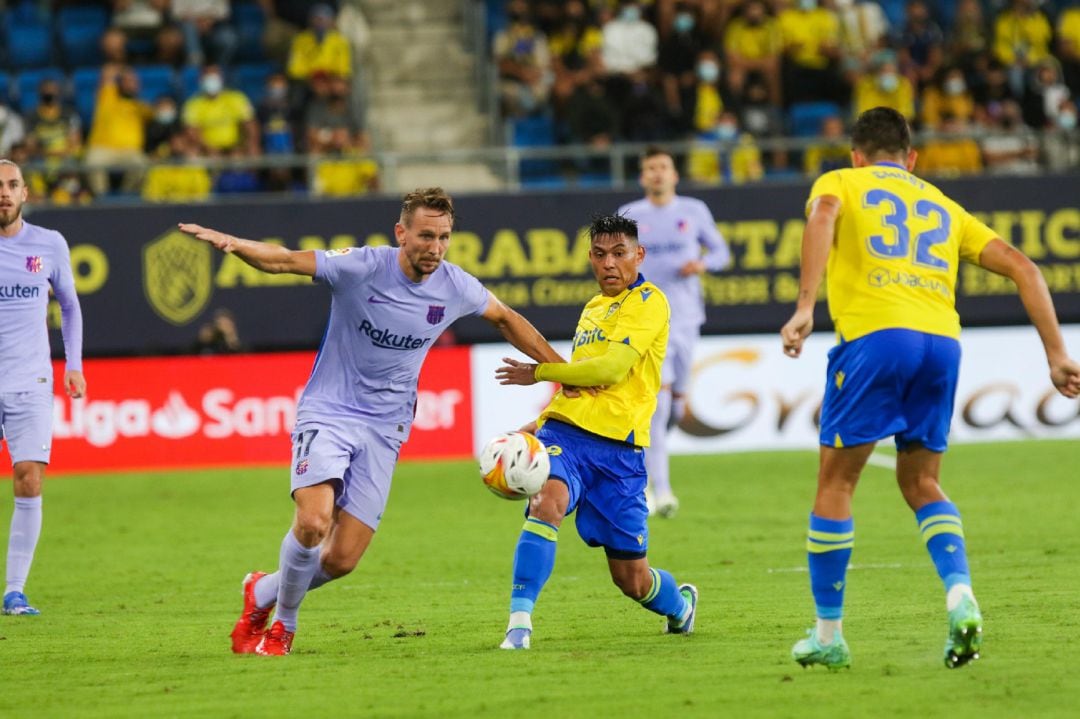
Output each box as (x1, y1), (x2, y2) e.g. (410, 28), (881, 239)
(944, 595), (983, 669)
(792, 629), (851, 671)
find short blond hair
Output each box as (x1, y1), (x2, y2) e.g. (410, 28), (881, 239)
(400, 187), (455, 227)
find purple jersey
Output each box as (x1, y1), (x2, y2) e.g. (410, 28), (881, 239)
(618, 196), (730, 330)
(0, 220), (82, 392)
(298, 246), (489, 440)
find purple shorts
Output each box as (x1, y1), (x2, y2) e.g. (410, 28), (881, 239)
(0, 388), (54, 465)
(289, 417), (403, 531)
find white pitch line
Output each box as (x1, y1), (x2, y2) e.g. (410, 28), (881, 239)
(865, 453), (897, 470)
(767, 563), (905, 574)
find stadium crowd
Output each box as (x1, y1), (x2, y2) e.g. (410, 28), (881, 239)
(494, 0), (1080, 181)
(0, 0), (375, 204)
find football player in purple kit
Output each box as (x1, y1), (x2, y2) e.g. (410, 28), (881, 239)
(618, 147), (730, 518)
(179, 187), (563, 655)
(0, 160), (86, 616)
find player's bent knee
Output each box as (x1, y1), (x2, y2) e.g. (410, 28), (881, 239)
(527, 486), (568, 526)
(293, 511), (333, 547)
(610, 567), (652, 600)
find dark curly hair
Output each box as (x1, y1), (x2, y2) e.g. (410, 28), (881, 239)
(588, 213), (639, 242)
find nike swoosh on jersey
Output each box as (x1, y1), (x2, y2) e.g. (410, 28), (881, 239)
(368, 296), (392, 304)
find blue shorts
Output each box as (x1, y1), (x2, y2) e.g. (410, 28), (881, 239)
(535, 420), (649, 559)
(820, 328), (960, 452)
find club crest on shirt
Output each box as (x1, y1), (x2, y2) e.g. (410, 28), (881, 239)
(676, 219), (689, 232)
(426, 305), (445, 325)
(604, 302), (620, 318)
(295, 459), (309, 475)
(25, 256), (42, 273)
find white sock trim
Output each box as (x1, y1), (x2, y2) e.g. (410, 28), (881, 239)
(507, 611), (532, 631)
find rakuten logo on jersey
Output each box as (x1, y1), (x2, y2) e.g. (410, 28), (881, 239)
(53, 388), (304, 448)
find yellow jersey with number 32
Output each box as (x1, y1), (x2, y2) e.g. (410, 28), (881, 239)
(808, 162), (999, 341)
(538, 276), (669, 447)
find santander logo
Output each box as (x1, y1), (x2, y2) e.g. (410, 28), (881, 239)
(53, 386), (466, 448)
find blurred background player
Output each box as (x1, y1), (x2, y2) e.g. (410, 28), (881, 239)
(780, 107), (1080, 670)
(0, 160), (86, 616)
(618, 146), (730, 518)
(178, 188), (562, 655)
(495, 214), (697, 650)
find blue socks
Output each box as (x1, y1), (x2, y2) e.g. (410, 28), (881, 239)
(639, 567), (688, 620)
(806, 513), (854, 620)
(509, 518), (558, 614)
(916, 500), (971, 591)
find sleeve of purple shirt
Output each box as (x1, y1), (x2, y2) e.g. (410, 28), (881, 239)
(696, 200), (731, 272)
(314, 246), (378, 288)
(50, 234), (83, 372)
(457, 268), (491, 317)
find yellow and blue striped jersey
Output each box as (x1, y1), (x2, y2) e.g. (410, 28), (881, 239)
(808, 162), (998, 341)
(539, 276), (669, 447)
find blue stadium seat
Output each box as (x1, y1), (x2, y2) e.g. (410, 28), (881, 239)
(72, 67), (102, 127)
(179, 65), (202, 99)
(788, 102), (842, 137)
(232, 2), (267, 62)
(57, 6), (109, 68)
(230, 63), (274, 105)
(509, 115), (559, 181)
(15, 68), (66, 113)
(134, 65), (177, 102)
(0, 72), (11, 105)
(5, 21), (53, 69)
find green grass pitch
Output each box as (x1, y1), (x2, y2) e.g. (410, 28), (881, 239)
(2, 440), (1078, 718)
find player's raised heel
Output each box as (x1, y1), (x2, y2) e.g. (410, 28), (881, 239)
(2, 591), (40, 616)
(944, 596), (983, 669)
(655, 492), (679, 519)
(500, 627), (532, 650)
(666, 583), (698, 634)
(256, 620), (295, 656)
(230, 571), (272, 654)
(792, 629), (851, 670)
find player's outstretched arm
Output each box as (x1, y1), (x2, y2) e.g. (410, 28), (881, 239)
(481, 293), (564, 364)
(978, 239), (1080, 398)
(177, 223), (316, 276)
(781, 195), (839, 358)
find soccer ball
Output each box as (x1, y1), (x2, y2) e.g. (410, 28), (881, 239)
(479, 431), (550, 500)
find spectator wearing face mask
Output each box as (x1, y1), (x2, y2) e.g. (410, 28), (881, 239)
(493, 0), (553, 118)
(723, 0), (782, 106)
(171, 0), (238, 68)
(980, 99), (1039, 175)
(777, 0), (843, 106)
(1041, 98), (1080, 172)
(658, 2), (708, 132)
(689, 49), (727, 137)
(853, 56), (915, 120)
(687, 111), (764, 185)
(23, 79), (83, 163)
(601, 0), (658, 76)
(287, 4), (352, 82)
(182, 66), (260, 157)
(84, 64), (153, 196)
(1021, 59), (1071, 129)
(898, 0), (943, 90)
(921, 66), (975, 129)
(145, 96), (182, 158)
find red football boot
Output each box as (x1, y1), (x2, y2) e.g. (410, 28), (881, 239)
(256, 620), (295, 656)
(230, 571), (273, 654)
